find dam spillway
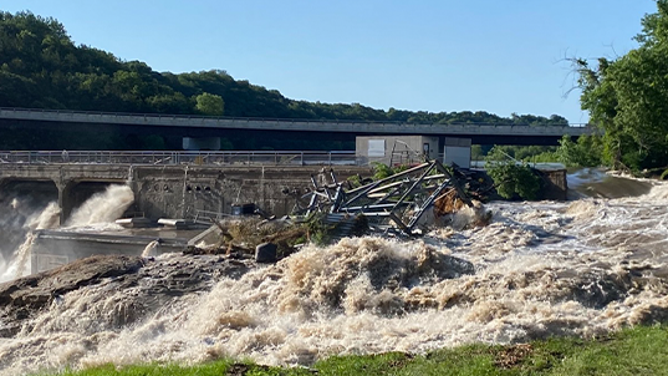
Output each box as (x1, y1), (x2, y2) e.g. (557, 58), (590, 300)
(0, 162), (374, 222)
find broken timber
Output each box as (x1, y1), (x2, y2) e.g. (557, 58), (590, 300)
(294, 160), (473, 236)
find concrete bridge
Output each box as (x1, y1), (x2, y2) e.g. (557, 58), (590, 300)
(0, 107), (596, 146)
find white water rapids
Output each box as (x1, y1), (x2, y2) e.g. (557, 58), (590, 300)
(2, 174), (668, 374)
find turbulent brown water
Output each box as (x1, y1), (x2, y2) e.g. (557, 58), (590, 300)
(3, 175), (668, 374)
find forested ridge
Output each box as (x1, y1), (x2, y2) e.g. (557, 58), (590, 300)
(0, 11), (568, 126)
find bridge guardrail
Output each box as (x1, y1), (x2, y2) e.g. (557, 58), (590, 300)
(0, 150), (360, 167)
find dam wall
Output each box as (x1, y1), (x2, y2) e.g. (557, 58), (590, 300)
(30, 229), (201, 273)
(0, 163), (569, 222)
(0, 162), (567, 274)
(0, 164), (374, 222)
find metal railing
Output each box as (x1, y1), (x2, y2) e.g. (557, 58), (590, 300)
(192, 209), (230, 223)
(0, 150), (360, 166)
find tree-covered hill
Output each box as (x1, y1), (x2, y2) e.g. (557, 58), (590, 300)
(0, 11), (568, 126)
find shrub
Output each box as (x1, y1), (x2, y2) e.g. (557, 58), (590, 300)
(485, 147), (541, 200)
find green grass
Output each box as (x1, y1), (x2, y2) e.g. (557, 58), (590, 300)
(36, 325), (668, 376)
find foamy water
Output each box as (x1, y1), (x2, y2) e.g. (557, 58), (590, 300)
(141, 240), (161, 257)
(65, 185), (134, 228)
(0, 185), (134, 283)
(0, 202), (61, 282)
(4, 178), (668, 374)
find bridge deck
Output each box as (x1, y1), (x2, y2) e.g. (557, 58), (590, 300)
(0, 107), (594, 137)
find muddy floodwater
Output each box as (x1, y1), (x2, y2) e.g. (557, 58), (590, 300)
(2, 171), (668, 375)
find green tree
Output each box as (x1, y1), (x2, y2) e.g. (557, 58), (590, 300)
(471, 145), (484, 161)
(555, 135), (603, 167)
(574, 0), (668, 170)
(485, 146), (541, 200)
(195, 92), (225, 116)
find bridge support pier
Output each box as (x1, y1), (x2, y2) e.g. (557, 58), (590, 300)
(57, 181), (75, 226)
(443, 137), (472, 169)
(182, 137), (221, 150)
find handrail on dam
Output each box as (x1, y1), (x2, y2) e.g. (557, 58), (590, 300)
(0, 150), (359, 167)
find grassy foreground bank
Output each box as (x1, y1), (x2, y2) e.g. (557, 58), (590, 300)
(39, 325), (668, 376)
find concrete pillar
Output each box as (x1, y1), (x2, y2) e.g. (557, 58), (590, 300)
(57, 181), (76, 225)
(182, 137), (221, 151)
(260, 166), (266, 212)
(0, 179), (8, 200)
(443, 138), (472, 168)
(181, 166), (188, 219)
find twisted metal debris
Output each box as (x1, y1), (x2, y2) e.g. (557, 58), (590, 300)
(294, 160), (473, 235)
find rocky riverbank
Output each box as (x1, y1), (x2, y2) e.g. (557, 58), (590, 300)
(0, 253), (254, 340)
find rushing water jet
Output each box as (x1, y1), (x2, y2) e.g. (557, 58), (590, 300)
(141, 240), (161, 258)
(0, 202), (61, 282)
(0, 184), (134, 282)
(65, 185), (134, 228)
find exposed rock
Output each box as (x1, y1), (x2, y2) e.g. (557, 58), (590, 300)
(255, 242), (277, 263)
(183, 244), (254, 257)
(0, 255), (144, 336)
(0, 255), (144, 309)
(0, 253), (255, 337)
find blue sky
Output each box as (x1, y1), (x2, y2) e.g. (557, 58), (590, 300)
(3, 1), (658, 123)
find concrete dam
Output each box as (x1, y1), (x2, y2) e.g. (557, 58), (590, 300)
(0, 157), (567, 276)
(0, 163), (372, 222)
(0, 162), (374, 274)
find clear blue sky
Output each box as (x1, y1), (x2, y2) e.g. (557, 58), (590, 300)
(3, 1), (659, 123)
